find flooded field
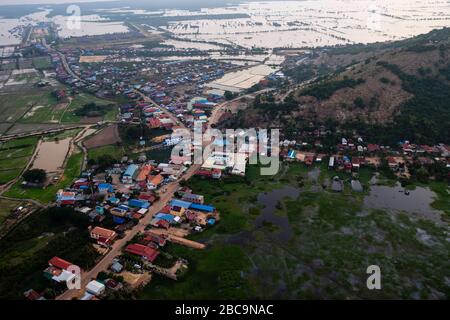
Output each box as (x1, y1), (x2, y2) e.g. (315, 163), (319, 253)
(254, 185), (301, 242)
(162, 0), (450, 48)
(32, 137), (71, 172)
(52, 15), (130, 38)
(0, 10), (129, 42)
(364, 183), (444, 224)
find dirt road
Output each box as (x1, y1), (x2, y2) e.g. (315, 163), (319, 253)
(55, 87), (250, 299)
(56, 163), (200, 300)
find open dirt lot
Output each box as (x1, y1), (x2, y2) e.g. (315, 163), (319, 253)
(83, 124), (121, 149)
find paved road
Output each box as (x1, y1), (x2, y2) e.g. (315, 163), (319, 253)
(134, 90), (183, 128)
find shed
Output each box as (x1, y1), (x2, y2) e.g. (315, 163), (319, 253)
(86, 280), (105, 296)
(110, 262), (123, 273)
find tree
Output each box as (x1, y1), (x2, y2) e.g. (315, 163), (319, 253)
(23, 169), (46, 183)
(354, 96), (365, 109)
(224, 91), (234, 101)
(125, 126), (141, 141)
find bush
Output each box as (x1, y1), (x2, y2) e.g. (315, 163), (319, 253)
(353, 97), (365, 108)
(23, 169), (46, 183)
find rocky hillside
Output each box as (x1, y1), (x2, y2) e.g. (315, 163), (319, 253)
(231, 28), (450, 144)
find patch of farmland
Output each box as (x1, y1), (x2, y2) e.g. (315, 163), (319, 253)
(83, 124), (121, 149)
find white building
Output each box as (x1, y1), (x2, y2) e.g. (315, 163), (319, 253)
(86, 280), (105, 296)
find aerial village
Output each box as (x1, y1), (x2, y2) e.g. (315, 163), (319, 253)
(23, 114), (450, 301)
(10, 42), (449, 301)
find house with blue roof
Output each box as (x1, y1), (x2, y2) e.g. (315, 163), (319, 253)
(287, 150), (296, 159)
(155, 213), (176, 223)
(170, 199), (192, 209)
(98, 183), (114, 194)
(128, 199), (150, 209)
(189, 203), (215, 213)
(122, 164), (139, 184)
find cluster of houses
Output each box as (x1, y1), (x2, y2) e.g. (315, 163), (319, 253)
(63, 46), (237, 109)
(54, 159), (193, 242)
(281, 137), (450, 177)
(35, 150), (220, 299)
(148, 187), (219, 233)
(23, 256), (121, 300)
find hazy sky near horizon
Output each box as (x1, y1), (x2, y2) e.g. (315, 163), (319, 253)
(0, 0), (114, 5)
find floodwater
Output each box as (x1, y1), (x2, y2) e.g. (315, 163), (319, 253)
(254, 185), (301, 242)
(162, 0), (450, 49)
(0, 10), (129, 42)
(52, 15), (130, 38)
(32, 137), (71, 172)
(364, 182), (444, 224)
(3, 0), (448, 47)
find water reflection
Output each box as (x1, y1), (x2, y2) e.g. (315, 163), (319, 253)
(254, 185), (301, 242)
(364, 182), (443, 223)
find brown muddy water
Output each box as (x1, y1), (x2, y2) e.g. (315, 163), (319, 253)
(32, 138), (71, 172)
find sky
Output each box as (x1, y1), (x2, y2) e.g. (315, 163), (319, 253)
(0, 0), (114, 5)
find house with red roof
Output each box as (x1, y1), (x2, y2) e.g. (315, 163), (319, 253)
(48, 256), (72, 270)
(147, 118), (162, 129)
(124, 243), (159, 262)
(367, 144), (380, 153)
(44, 257), (77, 285)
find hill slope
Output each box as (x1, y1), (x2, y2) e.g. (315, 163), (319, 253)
(233, 28), (450, 145)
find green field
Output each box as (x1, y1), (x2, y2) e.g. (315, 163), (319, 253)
(0, 89), (118, 125)
(32, 56), (52, 70)
(0, 199), (26, 225)
(0, 91), (54, 123)
(43, 128), (82, 141)
(0, 136), (39, 184)
(61, 93), (118, 123)
(88, 144), (125, 162)
(5, 151), (83, 204)
(6, 89), (67, 124)
(139, 162), (449, 300)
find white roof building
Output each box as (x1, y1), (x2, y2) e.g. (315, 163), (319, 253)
(52, 270), (76, 284)
(86, 280), (106, 296)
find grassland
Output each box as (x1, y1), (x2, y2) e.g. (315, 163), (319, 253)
(88, 144), (125, 162)
(61, 93), (118, 123)
(0, 88), (117, 126)
(5, 151), (83, 204)
(0, 199), (26, 225)
(32, 56), (52, 70)
(139, 162), (449, 300)
(0, 136), (39, 185)
(0, 90), (55, 123)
